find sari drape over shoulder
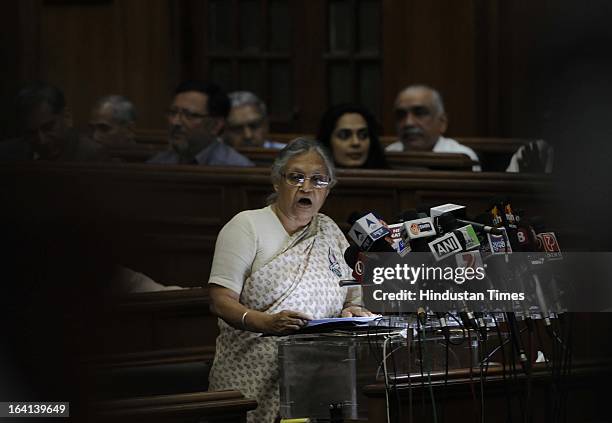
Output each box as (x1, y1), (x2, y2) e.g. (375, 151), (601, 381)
(208, 214), (353, 423)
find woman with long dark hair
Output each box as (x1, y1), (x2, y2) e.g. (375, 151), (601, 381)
(316, 103), (388, 169)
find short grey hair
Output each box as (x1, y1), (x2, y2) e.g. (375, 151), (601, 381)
(267, 138), (337, 204)
(228, 91), (267, 118)
(93, 95), (136, 125)
(397, 84), (445, 116)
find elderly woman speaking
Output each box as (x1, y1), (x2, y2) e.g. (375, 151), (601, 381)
(207, 138), (370, 422)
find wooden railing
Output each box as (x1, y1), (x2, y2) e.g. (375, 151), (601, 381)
(0, 162), (554, 287)
(130, 128), (532, 171)
(89, 390), (257, 423)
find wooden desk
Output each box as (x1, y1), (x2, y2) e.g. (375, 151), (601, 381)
(89, 390), (257, 423)
(364, 360), (612, 423)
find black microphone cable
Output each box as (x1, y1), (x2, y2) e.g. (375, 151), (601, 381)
(525, 321), (534, 423)
(534, 318), (551, 370)
(416, 318), (426, 420)
(432, 309), (450, 422)
(478, 318), (489, 423)
(480, 315), (534, 423)
(464, 323), (481, 423)
(420, 323), (438, 423)
(551, 315), (562, 423)
(406, 321), (414, 423)
(442, 335), (449, 423)
(559, 313), (573, 423)
(391, 337), (403, 423)
(491, 313), (513, 423)
(550, 314), (563, 423)
(371, 317), (404, 423)
(507, 318), (526, 423)
(386, 320), (404, 423)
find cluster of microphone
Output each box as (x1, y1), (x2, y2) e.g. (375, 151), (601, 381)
(341, 199), (563, 362)
(343, 199), (565, 372)
(343, 198), (561, 282)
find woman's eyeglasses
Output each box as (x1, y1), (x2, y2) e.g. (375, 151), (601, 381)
(281, 172), (330, 189)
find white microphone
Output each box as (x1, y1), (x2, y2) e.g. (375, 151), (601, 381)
(347, 212), (392, 252)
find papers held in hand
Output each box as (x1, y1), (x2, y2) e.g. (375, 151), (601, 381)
(297, 316), (382, 333)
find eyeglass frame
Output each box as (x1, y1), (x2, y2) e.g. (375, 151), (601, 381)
(280, 171), (331, 189)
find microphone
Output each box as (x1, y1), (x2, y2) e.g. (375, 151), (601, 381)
(386, 219), (412, 257)
(530, 216), (562, 258)
(436, 212), (483, 250)
(506, 311), (530, 373)
(457, 219), (504, 236)
(435, 312), (451, 338)
(399, 210), (438, 253)
(340, 246), (386, 286)
(428, 231), (463, 261)
(488, 198), (505, 227)
(343, 245), (364, 284)
(430, 203), (467, 219)
(339, 279), (361, 287)
(530, 216), (563, 324)
(536, 232), (562, 259)
(401, 215), (437, 239)
(347, 212), (395, 252)
(341, 210), (396, 287)
(502, 200), (518, 230)
(515, 210), (539, 252)
(430, 204), (504, 236)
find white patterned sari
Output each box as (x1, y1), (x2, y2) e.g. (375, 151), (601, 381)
(208, 213), (354, 423)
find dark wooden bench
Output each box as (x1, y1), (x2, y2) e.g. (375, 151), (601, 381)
(0, 162), (554, 286)
(131, 129), (532, 171)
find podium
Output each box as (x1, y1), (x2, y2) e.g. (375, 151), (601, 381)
(278, 314), (612, 422)
(278, 322), (491, 421)
(278, 330), (406, 420)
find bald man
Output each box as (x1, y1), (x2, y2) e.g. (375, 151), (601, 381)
(89, 95), (136, 148)
(387, 85), (481, 171)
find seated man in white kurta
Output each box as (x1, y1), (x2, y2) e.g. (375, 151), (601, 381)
(386, 84), (481, 172)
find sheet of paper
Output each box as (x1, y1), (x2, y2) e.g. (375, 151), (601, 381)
(304, 316), (380, 328)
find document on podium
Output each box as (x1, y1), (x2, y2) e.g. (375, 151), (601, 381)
(296, 316), (382, 333)
(304, 316), (380, 328)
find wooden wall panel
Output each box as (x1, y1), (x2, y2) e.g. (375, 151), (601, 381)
(10, 0), (172, 134)
(117, 0), (172, 131)
(1, 1), (42, 139)
(5, 0), (610, 142)
(41, 2), (121, 128)
(381, 0), (481, 137)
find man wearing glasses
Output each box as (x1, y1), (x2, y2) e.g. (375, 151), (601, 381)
(386, 84), (481, 171)
(225, 91), (285, 149)
(147, 81), (254, 166)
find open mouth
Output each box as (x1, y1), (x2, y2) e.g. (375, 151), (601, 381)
(297, 198), (312, 207)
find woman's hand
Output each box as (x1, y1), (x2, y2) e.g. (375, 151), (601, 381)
(209, 285), (312, 334)
(341, 305), (374, 317)
(260, 310), (312, 335)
